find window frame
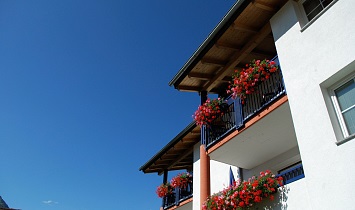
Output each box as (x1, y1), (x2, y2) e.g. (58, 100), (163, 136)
(297, 0), (338, 31)
(329, 73), (355, 140)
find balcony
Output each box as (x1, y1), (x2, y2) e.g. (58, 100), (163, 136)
(253, 165), (306, 209)
(202, 57), (286, 148)
(163, 182), (193, 210)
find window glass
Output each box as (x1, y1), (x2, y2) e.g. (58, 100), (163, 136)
(335, 79), (355, 135)
(302, 0), (334, 21)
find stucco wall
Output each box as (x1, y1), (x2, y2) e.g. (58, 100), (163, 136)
(192, 143), (200, 210)
(210, 160), (241, 195)
(249, 178), (310, 210)
(270, 0), (355, 209)
(242, 146), (301, 179)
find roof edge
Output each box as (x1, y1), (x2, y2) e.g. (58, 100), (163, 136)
(139, 121), (197, 173)
(168, 0), (249, 89)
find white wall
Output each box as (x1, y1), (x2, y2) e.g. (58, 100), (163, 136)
(210, 160), (241, 195)
(250, 178), (310, 210)
(270, 0), (355, 209)
(192, 143), (200, 210)
(242, 146), (301, 179)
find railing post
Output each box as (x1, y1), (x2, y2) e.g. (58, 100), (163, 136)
(234, 97), (244, 129)
(200, 91), (208, 146)
(175, 187), (180, 206)
(161, 170), (168, 210)
(201, 125), (206, 145)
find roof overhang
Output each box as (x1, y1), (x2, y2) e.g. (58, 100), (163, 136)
(139, 122), (201, 175)
(169, 0), (287, 94)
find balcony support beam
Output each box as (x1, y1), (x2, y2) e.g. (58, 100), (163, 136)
(200, 145), (210, 209)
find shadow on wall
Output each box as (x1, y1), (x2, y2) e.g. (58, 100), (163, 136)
(253, 186), (290, 210)
(270, 1), (299, 42)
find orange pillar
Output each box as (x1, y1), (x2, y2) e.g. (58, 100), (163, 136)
(200, 144), (210, 209)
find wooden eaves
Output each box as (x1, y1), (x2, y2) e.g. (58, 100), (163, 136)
(139, 122), (201, 175)
(168, 0), (287, 95)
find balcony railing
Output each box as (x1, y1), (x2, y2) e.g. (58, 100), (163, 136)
(202, 56), (286, 147)
(278, 163), (305, 185)
(163, 182), (193, 209)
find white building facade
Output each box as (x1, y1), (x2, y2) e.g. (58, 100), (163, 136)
(140, 0), (355, 209)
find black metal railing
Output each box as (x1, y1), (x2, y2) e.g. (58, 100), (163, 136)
(202, 56), (286, 147)
(201, 96), (243, 146)
(243, 61), (285, 120)
(163, 182), (193, 209)
(277, 164), (305, 185)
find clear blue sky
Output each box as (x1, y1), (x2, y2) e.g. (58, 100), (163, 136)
(0, 1), (235, 209)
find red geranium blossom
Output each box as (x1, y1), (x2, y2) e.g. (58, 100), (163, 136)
(170, 172), (192, 189)
(193, 98), (227, 127)
(228, 59), (278, 103)
(156, 183), (173, 198)
(203, 170), (283, 210)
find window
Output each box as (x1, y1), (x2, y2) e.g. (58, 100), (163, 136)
(302, 0), (334, 21)
(331, 77), (355, 138)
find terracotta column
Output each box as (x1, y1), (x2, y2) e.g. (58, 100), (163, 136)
(200, 90), (210, 209)
(200, 144), (210, 209)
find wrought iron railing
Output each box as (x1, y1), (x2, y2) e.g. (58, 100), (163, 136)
(201, 96), (243, 146)
(202, 56), (286, 147)
(163, 182), (193, 209)
(277, 164), (305, 185)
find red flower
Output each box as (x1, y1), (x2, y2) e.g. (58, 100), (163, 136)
(202, 170), (283, 210)
(156, 183), (173, 198)
(239, 201), (245, 207)
(193, 98), (227, 127)
(170, 172), (192, 189)
(254, 196), (262, 203)
(228, 59), (278, 103)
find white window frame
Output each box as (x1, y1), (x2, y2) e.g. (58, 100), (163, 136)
(297, 0), (338, 31)
(329, 73), (355, 139)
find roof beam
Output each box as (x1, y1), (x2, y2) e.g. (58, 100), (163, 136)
(215, 42), (274, 58)
(201, 58), (227, 67)
(166, 149), (193, 172)
(177, 85), (219, 94)
(204, 22), (272, 92)
(215, 42), (242, 51)
(181, 137), (199, 142)
(250, 50), (275, 59)
(188, 72), (213, 81)
(252, 1), (277, 12)
(232, 23), (258, 34)
(176, 85), (203, 92)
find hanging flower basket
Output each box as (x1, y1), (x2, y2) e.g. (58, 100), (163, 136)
(193, 98), (227, 127)
(156, 183), (173, 198)
(170, 172), (192, 189)
(227, 59), (278, 103)
(202, 170), (283, 210)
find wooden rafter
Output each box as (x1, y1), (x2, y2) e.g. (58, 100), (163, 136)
(166, 149), (193, 172)
(181, 137), (199, 142)
(176, 85), (202, 92)
(215, 42), (274, 59)
(232, 23), (258, 34)
(188, 72), (213, 81)
(215, 42), (242, 51)
(201, 58), (227, 67)
(204, 22), (272, 92)
(252, 1), (277, 12)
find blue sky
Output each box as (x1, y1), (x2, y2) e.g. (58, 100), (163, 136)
(0, 1), (235, 209)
